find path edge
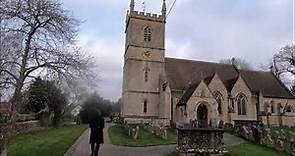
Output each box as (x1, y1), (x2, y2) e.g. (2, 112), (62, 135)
(63, 128), (89, 156)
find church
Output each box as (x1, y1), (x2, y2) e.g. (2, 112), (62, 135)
(121, 0), (295, 127)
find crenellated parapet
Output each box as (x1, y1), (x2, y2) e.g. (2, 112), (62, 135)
(126, 0), (166, 23)
(126, 10), (165, 23)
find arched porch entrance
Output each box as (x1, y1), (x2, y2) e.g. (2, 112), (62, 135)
(197, 104), (208, 128)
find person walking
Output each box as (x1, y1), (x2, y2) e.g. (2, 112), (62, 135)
(89, 110), (104, 156)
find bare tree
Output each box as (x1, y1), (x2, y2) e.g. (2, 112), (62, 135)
(219, 57), (252, 70)
(0, 0), (95, 139)
(272, 45), (295, 78)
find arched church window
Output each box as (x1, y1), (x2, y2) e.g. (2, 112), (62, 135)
(270, 101), (275, 113)
(286, 105), (292, 113)
(237, 94), (247, 115)
(144, 26), (151, 42)
(143, 100), (147, 113)
(213, 91), (223, 114)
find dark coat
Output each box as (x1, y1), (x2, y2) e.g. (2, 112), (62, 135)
(89, 116), (104, 144)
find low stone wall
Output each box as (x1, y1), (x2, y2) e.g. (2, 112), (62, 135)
(15, 120), (41, 134)
(123, 123), (169, 140)
(0, 120), (41, 154)
(123, 118), (170, 127)
(281, 116), (295, 127)
(232, 120), (295, 155)
(261, 115), (295, 127)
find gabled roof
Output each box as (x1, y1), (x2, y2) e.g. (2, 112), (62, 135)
(240, 70), (294, 98)
(177, 81), (201, 106)
(165, 57), (294, 105)
(165, 57), (239, 91)
(224, 77), (239, 91)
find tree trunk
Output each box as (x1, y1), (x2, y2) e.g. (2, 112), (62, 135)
(3, 28), (35, 153)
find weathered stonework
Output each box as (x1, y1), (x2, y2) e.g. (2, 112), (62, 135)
(122, 0), (295, 128)
(176, 127), (226, 155)
(122, 2), (168, 126)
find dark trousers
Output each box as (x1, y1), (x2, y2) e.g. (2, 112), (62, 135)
(90, 143), (100, 156)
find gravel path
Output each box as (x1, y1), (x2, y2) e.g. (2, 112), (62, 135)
(66, 123), (245, 156)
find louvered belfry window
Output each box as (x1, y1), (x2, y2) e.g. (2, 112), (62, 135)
(144, 26), (151, 42)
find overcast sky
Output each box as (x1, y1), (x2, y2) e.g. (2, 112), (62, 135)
(62, 0), (294, 101)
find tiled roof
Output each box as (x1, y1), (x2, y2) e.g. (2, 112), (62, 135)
(165, 57), (239, 91)
(177, 82), (201, 106)
(240, 70), (294, 98)
(164, 57), (294, 106)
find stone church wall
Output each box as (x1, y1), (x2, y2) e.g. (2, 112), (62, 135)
(122, 8), (166, 123)
(159, 80), (171, 120)
(122, 92), (160, 117)
(261, 116), (295, 127)
(231, 76), (257, 121)
(125, 14), (165, 50)
(260, 97), (295, 127)
(208, 74), (229, 123)
(171, 91), (184, 124)
(123, 59), (164, 92)
(186, 81), (218, 123)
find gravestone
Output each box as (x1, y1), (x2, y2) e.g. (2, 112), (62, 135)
(218, 120), (224, 129)
(251, 126), (260, 143)
(133, 126), (139, 139)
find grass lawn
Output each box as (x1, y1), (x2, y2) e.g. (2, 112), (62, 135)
(8, 124), (87, 156)
(108, 125), (177, 147)
(225, 143), (288, 156)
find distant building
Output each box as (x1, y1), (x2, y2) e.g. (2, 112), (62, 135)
(122, 0), (295, 127)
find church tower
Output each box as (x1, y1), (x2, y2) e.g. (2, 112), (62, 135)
(122, 0), (167, 123)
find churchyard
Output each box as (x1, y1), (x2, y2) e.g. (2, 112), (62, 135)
(106, 119), (295, 156)
(1, 117), (294, 156)
(108, 124), (177, 146)
(1, 0), (295, 156)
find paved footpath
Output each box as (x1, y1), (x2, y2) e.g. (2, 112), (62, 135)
(66, 123), (245, 156)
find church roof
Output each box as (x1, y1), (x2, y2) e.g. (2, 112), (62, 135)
(177, 82), (199, 106)
(164, 57), (294, 105)
(240, 70), (294, 98)
(165, 57), (239, 91)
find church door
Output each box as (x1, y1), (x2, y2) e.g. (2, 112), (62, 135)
(197, 104), (208, 128)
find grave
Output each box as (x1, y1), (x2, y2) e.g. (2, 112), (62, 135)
(176, 121), (226, 156)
